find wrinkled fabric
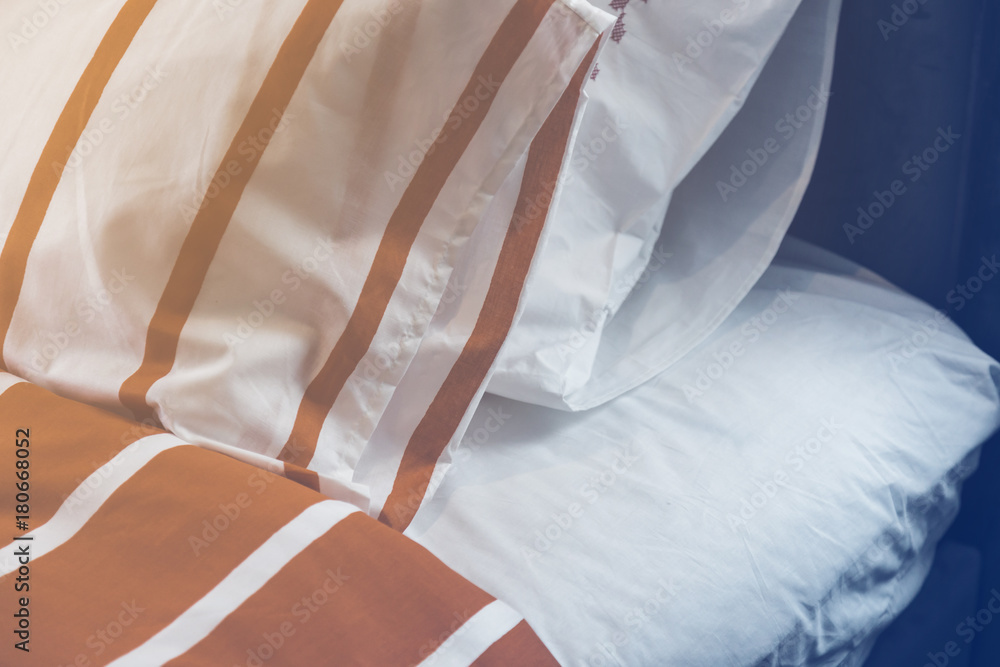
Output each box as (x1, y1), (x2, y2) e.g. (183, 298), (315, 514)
(409, 238), (1000, 666)
(490, 0), (812, 409)
(0, 0), (609, 500)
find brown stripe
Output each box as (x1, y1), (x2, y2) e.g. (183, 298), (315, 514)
(0, 0), (158, 371)
(379, 41), (600, 531)
(277, 0), (561, 468)
(283, 461), (322, 492)
(0, 382), (158, 549)
(0, 445), (323, 665)
(168, 511), (495, 666)
(118, 0), (346, 422)
(472, 621), (560, 666)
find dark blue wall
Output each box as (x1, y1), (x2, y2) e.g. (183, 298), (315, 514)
(788, 0), (1000, 664)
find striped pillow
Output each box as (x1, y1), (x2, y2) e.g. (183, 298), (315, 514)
(360, 45), (602, 529)
(0, 0), (610, 500)
(0, 374), (558, 664)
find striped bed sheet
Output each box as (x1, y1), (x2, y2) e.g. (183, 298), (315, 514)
(0, 375), (557, 665)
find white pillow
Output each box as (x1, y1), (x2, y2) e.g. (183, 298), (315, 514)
(406, 237), (1000, 665)
(560, 0), (843, 411)
(488, 0), (809, 409)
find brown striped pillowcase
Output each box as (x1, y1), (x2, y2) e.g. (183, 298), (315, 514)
(0, 0), (611, 506)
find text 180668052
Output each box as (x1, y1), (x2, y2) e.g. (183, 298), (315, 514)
(13, 427), (31, 653)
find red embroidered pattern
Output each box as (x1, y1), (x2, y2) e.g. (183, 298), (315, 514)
(593, 0), (648, 80)
(609, 0), (647, 44)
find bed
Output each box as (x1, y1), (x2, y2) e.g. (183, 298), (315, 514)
(0, 0), (997, 665)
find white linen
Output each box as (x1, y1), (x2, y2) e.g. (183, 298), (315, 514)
(490, 0), (823, 410)
(574, 0), (842, 411)
(408, 237), (1000, 666)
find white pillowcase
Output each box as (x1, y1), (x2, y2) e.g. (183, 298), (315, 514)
(489, 0), (810, 409)
(407, 237), (1000, 666)
(567, 0), (843, 411)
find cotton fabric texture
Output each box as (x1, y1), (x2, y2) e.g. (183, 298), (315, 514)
(0, 0), (610, 503)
